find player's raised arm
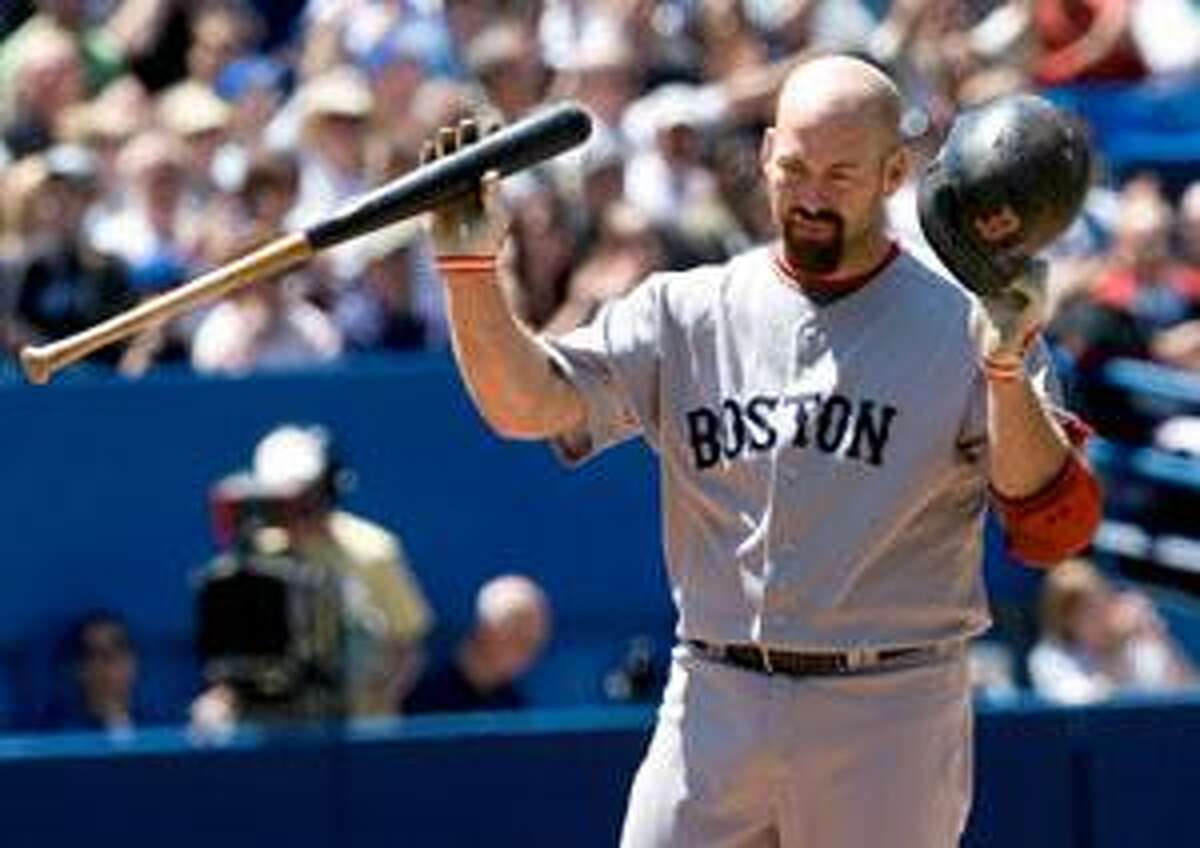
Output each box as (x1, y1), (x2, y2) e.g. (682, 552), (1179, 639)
(916, 95), (1103, 565)
(423, 120), (586, 440)
(974, 265), (1102, 565)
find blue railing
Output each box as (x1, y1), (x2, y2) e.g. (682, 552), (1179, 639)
(0, 696), (1199, 847)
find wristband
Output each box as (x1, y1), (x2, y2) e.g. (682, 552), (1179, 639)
(438, 254), (497, 275)
(982, 357), (1024, 382)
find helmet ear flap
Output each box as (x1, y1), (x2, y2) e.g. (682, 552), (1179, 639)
(917, 94), (1091, 296)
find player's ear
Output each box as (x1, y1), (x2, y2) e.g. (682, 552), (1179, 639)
(882, 145), (910, 197)
(760, 127), (776, 176)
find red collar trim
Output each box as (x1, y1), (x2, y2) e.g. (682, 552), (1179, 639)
(773, 241), (901, 299)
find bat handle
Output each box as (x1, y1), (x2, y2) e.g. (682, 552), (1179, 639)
(18, 233), (314, 385)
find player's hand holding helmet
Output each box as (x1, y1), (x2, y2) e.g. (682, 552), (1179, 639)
(423, 118), (509, 258)
(977, 258), (1048, 379)
(917, 93), (1089, 377)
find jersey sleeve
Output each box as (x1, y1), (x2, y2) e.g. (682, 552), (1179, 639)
(542, 276), (665, 464)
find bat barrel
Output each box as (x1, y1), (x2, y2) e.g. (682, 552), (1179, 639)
(305, 102), (592, 250)
(19, 233), (313, 385)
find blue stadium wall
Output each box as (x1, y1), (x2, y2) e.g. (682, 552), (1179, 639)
(2, 356), (1200, 848)
(0, 355), (672, 725)
(1, 696), (1199, 847)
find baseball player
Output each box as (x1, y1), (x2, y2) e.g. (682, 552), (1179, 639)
(426, 55), (1102, 847)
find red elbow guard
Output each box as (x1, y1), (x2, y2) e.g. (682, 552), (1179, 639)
(992, 452), (1104, 567)
(1055, 410), (1093, 450)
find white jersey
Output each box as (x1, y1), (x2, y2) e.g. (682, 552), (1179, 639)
(547, 244), (1052, 651)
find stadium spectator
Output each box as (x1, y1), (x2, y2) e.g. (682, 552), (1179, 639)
(92, 129), (196, 294)
(0, 0), (174, 97)
(504, 176), (583, 332)
(2, 24), (86, 158)
(363, 25), (432, 144)
(1049, 178), (1200, 371)
(622, 86), (722, 230)
(1031, 0), (1148, 86)
(465, 19), (546, 121)
(214, 54), (289, 159)
(191, 424), (434, 729)
(332, 220), (435, 352)
(548, 27), (640, 146)
(158, 81), (232, 209)
(1094, 179), (1197, 330)
(66, 77), (152, 232)
(569, 135), (629, 250)
(289, 66), (372, 229)
(1181, 182), (1200, 270)
(1143, 183), (1200, 370)
(545, 202), (665, 335)
(0, 0), (1193, 390)
(1, 146), (137, 363)
(1029, 558), (1198, 704)
(237, 148), (302, 236)
(405, 574), (550, 715)
(189, 239), (342, 375)
(43, 612), (144, 732)
(694, 0), (771, 81)
(183, 0), (261, 88)
(283, 65), (381, 289)
(405, 75), (478, 142)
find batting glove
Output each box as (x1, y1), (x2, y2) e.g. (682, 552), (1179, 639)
(423, 118), (509, 258)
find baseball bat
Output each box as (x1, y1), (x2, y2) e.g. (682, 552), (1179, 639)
(19, 102), (593, 385)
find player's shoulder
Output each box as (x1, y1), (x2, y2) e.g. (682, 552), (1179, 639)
(650, 246), (768, 316)
(327, 510), (402, 563)
(888, 248), (979, 320)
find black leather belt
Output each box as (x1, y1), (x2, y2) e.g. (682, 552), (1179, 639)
(687, 639), (946, 677)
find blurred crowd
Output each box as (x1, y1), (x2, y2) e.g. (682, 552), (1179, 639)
(1, 0), (1198, 382)
(5, 0), (1200, 728)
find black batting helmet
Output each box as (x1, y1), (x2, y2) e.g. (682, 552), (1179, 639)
(917, 94), (1091, 296)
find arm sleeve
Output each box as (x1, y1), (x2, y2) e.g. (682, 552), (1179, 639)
(542, 276), (665, 465)
(991, 446), (1103, 566)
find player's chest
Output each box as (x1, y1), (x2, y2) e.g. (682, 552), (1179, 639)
(660, 303), (974, 476)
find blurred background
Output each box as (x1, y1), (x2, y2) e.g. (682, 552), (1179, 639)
(1, 0), (1200, 846)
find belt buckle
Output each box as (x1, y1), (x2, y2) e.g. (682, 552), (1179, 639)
(757, 643), (775, 675)
(844, 647), (878, 672)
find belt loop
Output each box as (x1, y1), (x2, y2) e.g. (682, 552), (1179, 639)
(758, 643), (775, 674)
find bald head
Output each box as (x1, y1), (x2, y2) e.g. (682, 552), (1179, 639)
(761, 55), (908, 280)
(776, 55), (902, 146)
(472, 574), (551, 685)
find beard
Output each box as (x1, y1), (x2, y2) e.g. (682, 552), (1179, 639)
(780, 207), (846, 275)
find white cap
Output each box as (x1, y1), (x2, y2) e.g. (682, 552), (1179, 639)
(252, 425), (330, 493)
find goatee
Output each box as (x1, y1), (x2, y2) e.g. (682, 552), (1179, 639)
(782, 209), (845, 274)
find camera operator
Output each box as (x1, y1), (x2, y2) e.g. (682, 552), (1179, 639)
(191, 424), (432, 732)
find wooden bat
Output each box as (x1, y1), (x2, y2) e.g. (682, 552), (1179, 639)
(19, 102), (592, 385)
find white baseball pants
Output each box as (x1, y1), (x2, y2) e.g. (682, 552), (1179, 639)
(619, 642), (973, 848)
